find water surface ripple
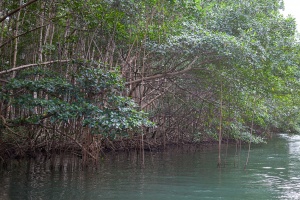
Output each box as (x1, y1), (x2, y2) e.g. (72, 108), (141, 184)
(1, 134), (300, 200)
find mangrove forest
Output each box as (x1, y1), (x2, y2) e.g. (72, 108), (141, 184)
(1, 0), (300, 166)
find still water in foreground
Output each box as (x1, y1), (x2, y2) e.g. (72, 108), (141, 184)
(1, 133), (300, 200)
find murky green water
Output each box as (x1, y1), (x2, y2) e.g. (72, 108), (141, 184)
(1, 134), (300, 200)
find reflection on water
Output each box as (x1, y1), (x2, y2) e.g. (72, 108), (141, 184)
(0, 134), (300, 200)
(281, 134), (300, 199)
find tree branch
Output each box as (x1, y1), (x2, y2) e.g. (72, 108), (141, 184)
(125, 57), (222, 86)
(0, 0), (39, 23)
(0, 24), (49, 49)
(0, 60), (70, 75)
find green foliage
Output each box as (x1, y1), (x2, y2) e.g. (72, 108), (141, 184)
(144, 0), (300, 142)
(1, 65), (154, 136)
(1, 0), (300, 147)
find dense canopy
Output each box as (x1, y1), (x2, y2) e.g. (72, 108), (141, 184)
(0, 0), (299, 162)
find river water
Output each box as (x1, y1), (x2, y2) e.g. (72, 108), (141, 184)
(1, 133), (300, 200)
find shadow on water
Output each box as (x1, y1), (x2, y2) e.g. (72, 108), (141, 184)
(1, 134), (300, 200)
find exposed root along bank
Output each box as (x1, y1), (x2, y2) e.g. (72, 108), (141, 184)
(0, 131), (223, 164)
